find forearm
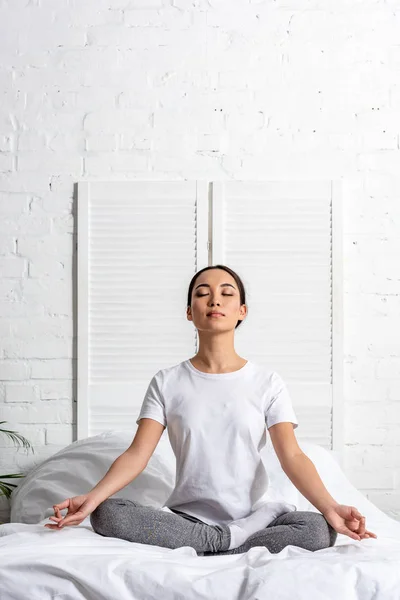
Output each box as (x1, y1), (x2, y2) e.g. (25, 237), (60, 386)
(88, 451), (147, 506)
(282, 453), (340, 515)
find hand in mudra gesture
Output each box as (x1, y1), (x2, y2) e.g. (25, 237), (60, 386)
(44, 494), (98, 529)
(323, 504), (377, 541)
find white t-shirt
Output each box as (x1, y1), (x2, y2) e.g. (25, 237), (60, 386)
(136, 359), (299, 526)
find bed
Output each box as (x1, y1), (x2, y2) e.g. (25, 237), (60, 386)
(1, 430), (400, 600)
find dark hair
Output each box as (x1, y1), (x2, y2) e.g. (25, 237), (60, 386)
(186, 264), (247, 329)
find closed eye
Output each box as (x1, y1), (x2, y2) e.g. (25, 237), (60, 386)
(196, 294), (234, 297)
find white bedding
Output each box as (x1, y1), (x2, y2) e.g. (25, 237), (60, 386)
(1, 430), (400, 600)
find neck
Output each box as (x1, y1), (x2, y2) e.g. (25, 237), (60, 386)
(191, 332), (244, 371)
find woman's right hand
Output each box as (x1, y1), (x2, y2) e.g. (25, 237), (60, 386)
(44, 494), (99, 529)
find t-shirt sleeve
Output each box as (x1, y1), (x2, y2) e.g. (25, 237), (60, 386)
(265, 371), (299, 430)
(136, 371), (167, 428)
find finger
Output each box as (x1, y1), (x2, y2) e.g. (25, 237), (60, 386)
(58, 514), (82, 527)
(365, 529), (378, 538)
(360, 533), (374, 540)
(57, 519), (81, 528)
(357, 516), (366, 536)
(341, 527), (361, 541)
(53, 500), (70, 511)
(48, 516), (62, 523)
(52, 507), (64, 520)
(45, 521), (66, 529)
(45, 518), (83, 530)
(45, 521), (68, 529)
(351, 507), (363, 521)
(50, 509), (64, 519)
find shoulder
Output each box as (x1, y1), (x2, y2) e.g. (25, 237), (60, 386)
(248, 361), (282, 384)
(248, 363), (289, 400)
(150, 360), (188, 387)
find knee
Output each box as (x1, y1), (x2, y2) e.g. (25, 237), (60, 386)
(90, 498), (135, 538)
(326, 520), (338, 548)
(90, 498), (115, 536)
(306, 512), (338, 551)
(279, 510), (337, 551)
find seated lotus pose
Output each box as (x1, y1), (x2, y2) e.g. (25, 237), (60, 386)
(45, 265), (377, 555)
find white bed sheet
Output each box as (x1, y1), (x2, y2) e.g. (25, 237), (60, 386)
(1, 516), (400, 600)
(1, 431), (400, 600)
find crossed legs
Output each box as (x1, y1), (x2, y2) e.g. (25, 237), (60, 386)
(90, 498), (337, 556)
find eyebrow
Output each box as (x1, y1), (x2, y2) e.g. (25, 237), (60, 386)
(194, 283), (236, 291)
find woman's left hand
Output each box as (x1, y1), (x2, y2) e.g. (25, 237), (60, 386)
(323, 504), (377, 541)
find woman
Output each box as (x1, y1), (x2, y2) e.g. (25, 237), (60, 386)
(45, 265), (377, 555)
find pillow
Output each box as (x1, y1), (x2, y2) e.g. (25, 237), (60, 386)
(10, 429), (176, 524)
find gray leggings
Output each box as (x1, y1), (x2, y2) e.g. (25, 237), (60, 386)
(90, 498), (338, 556)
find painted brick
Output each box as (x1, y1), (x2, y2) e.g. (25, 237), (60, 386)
(0, 361), (30, 381)
(20, 279), (73, 316)
(5, 383), (40, 403)
(1, 214), (52, 237)
(0, 236), (16, 255)
(350, 467), (394, 490)
(17, 236), (73, 259)
(3, 338), (73, 360)
(0, 257), (27, 278)
(9, 316), (73, 339)
(0, 154), (13, 173)
(36, 380), (73, 401)
(0, 299), (44, 319)
(0, 194), (29, 214)
(0, 280), (20, 301)
(45, 425), (74, 446)
(1, 400), (73, 424)
(28, 257), (66, 279)
(30, 360), (73, 380)
(85, 135), (117, 152)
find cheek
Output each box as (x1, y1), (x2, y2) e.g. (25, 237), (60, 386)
(191, 299), (202, 311)
(226, 298), (240, 311)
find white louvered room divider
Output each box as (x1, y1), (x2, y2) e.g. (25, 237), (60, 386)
(77, 180), (343, 464)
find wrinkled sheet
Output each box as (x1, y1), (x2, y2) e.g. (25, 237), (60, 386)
(1, 517), (400, 600)
(1, 431), (400, 599)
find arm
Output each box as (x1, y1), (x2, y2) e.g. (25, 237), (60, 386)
(88, 418), (166, 506)
(46, 418), (166, 529)
(268, 422), (339, 514)
(268, 422), (377, 540)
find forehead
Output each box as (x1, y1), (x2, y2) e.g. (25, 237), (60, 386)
(194, 280), (237, 290)
(194, 269), (237, 290)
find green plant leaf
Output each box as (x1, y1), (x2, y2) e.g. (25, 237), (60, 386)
(0, 421), (34, 499)
(0, 422), (35, 453)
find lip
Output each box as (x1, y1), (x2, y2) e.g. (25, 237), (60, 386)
(207, 312), (224, 317)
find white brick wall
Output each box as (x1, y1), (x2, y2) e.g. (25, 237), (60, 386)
(1, 0), (400, 525)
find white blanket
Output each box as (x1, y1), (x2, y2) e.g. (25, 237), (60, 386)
(1, 430), (400, 599)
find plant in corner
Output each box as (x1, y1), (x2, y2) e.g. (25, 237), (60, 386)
(0, 421), (34, 525)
